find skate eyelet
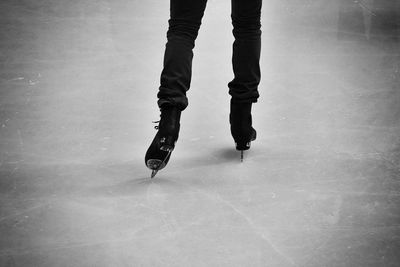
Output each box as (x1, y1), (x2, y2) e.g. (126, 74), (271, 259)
(160, 145), (174, 152)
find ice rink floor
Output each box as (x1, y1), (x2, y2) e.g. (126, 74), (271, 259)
(1, 0), (400, 266)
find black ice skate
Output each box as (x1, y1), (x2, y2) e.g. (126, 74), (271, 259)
(145, 105), (181, 178)
(230, 100), (257, 162)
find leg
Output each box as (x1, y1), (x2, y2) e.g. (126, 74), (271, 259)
(157, 0), (208, 111)
(229, 0), (262, 103)
(229, 0), (262, 159)
(146, 0), (208, 177)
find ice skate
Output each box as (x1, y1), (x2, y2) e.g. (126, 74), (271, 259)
(230, 100), (256, 162)
(145, 105), (181, 178)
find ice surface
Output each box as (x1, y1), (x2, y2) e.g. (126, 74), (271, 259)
(0, 0), (399, 266)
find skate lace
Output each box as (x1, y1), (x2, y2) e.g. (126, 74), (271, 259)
(152, 120), (160, 130)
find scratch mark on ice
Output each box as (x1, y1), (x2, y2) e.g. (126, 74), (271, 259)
(215, 194), (298, 266)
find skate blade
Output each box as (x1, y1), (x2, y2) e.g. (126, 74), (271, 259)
(146, 150), (172, 178)
(148, 161), (162, 179)
(146, 159), (166, 178)
(151, 169), (158, 178)
(240, 150), (244, 162)
(146, 159), (165, 169)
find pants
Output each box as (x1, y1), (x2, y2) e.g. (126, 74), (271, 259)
(157, 0), (262, 111)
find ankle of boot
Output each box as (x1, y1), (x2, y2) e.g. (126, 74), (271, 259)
(159, 106), (181, 141)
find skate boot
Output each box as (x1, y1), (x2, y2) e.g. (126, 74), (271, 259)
(230, 100), (257, 162)
(145, 105), (181, 178)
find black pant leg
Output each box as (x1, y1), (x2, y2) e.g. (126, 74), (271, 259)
(229, 0), (262, 103)
(157, 0), (208, 111)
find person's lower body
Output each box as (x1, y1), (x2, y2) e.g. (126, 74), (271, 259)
(228, 0), (261, 160)
(145, 0), (262, 176)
